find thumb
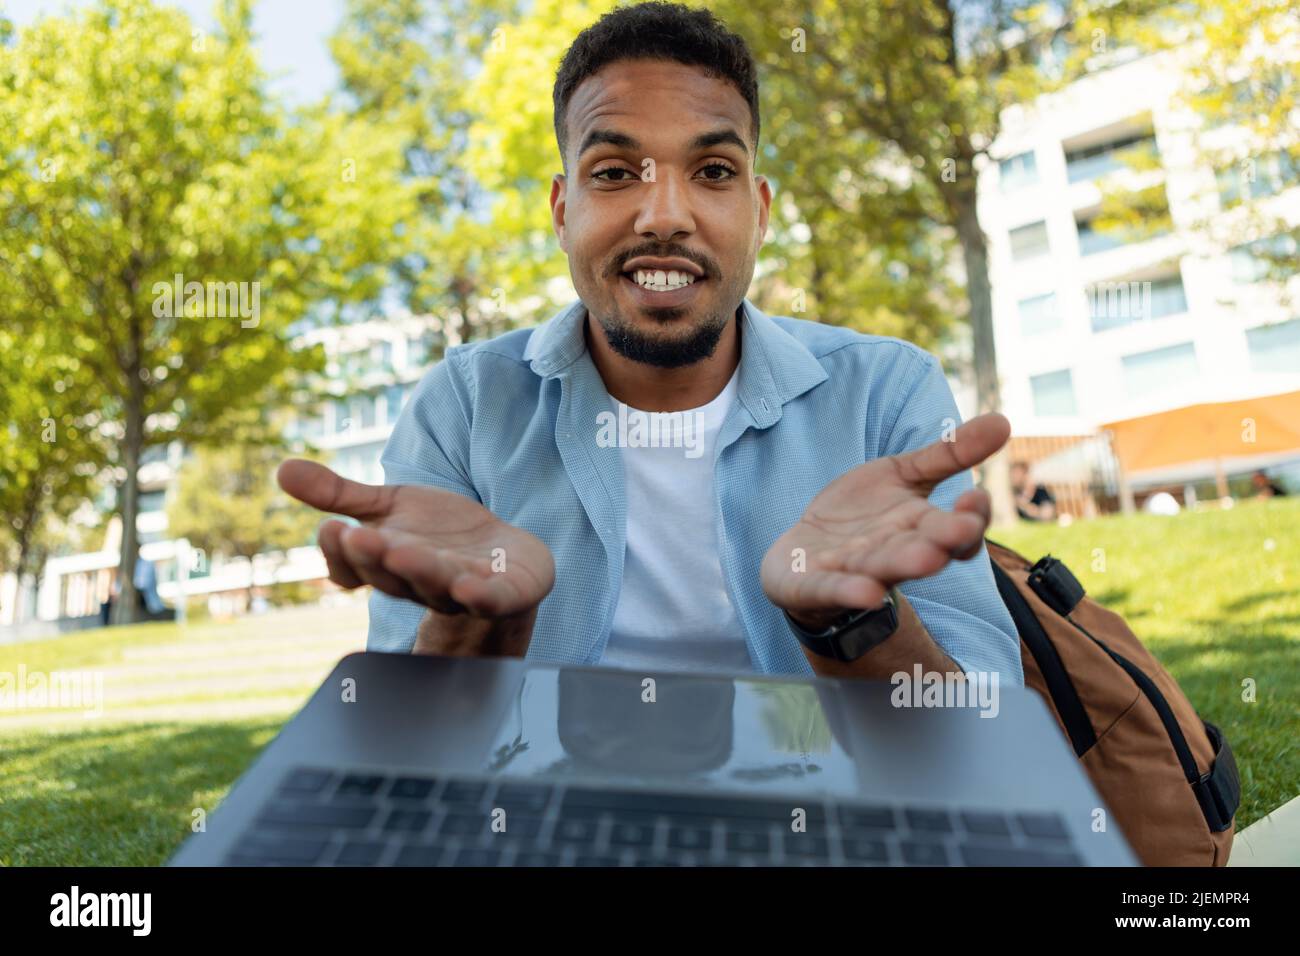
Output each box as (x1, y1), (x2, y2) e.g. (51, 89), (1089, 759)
(894, 413), (1011, 493)
(277, 459), (394, 520)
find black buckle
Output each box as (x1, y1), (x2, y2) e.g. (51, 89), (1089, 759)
(1026, 555), (1086, 616)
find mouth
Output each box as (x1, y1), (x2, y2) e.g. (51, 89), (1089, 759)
(617, 268), (708, 309)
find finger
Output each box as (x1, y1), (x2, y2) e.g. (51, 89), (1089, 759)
(915, 506), (987, 557)
(318, 519), (364, 589)
(448, 570), (525, 617)
(338, 525), (420, 601)
(893, 413), (1011, 493)
(277, 459), (395, 521)
(951, 488), (991, 559)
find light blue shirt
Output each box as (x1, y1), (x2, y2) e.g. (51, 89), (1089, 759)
(368, 297), (1023, 686)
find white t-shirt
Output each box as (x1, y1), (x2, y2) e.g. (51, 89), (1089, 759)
(600, 368), (752, 673)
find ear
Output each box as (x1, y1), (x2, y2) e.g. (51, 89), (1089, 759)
(754, 173), (773, 252)
(551, 173), (568, 250)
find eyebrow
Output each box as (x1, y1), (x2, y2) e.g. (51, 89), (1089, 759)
(576, 126), (750, 163)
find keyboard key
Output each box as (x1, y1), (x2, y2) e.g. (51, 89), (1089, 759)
(1016, 812), (1070, 840)
(280, 768), (333, 795)
(554, 818), (599, 843)
(495, 814), (544, 839)
(901, 841), (951, 866)
(783, 834), (829, 858)
(454, 847), (503, 866)
(562, 788), (820, 826)
(960, 811), (1012, 838)
(439, 812), (488, 837)
(725, 829), (770, 854)
(383, 809), (431, 833)
(838, 806), (896, 831)
(493, 783), (552, 814)
(667, 824), (711, 852)
(574, 854), (622, 867)
(905, 809), (952, 833)
(389, 776), (436, 800)
(608, 821), (656, 848)
(960, 844), (1081, 866)
(394, 844), (446, 866)
(228, 832), (329, 864)
(333, 841), (386, 866)
(259, 803), (375, 829)
(441, 780), (488, 804)
(512, 851), (562, 866)
(336, 774), (385, 798)
(841, 836), (889, 864)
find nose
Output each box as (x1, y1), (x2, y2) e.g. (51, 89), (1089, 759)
(633, 170), (695, 242)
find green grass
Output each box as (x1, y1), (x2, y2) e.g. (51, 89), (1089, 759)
(1, 499), (1296, 864)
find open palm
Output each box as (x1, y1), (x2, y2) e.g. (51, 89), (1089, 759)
(761, 413), (1010, 625)
(277, 460), (555, 618)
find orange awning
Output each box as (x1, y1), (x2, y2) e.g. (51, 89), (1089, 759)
(1101, 390), (1300, 474)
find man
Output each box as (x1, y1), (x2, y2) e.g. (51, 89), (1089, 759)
(1251, 469), (1287, 499)
(278, 2), (1022, 686)
(1011, 460), (1057, 522)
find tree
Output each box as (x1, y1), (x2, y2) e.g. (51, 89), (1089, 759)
(0, 324), (106, 606)
(330, 0), (528, 342)
(166, 440), (322, 609)
(0, 0), (415, 622)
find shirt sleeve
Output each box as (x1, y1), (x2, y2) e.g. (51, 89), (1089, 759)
(366, 348), (480, 654)
(879, 349), (1024, 687)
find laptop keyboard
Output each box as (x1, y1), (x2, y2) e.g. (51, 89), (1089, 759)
(224, 766), (1083, 866)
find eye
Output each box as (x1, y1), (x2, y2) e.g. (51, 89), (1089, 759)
(697, 162), (737, 181)
(592, 166), (638, 183)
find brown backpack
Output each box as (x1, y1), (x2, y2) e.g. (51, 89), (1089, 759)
(985, 539), (1239, 866)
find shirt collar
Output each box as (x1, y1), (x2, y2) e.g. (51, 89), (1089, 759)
(524, 296), (827, 429)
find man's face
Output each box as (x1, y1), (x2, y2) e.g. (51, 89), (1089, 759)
(551, 58), (771, 368)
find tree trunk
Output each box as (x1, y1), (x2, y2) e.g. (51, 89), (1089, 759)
(950, 188), (1016, 527)
(112, 383), (144, 625)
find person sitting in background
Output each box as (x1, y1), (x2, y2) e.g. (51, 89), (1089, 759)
(1011, 460), (1056, 522)
(1252, 470), (1287, 499)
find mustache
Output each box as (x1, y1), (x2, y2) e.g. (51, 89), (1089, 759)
(611, 246), (715, 277)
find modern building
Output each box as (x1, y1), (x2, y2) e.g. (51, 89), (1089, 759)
(976, 42), (1300, 505)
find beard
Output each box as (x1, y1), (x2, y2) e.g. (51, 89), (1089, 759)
(594, 304), (732, 369)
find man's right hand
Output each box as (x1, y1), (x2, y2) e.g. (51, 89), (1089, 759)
(277, 460), (555, 653)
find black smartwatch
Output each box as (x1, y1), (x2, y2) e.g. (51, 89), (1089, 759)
(783, 586), (902, 663)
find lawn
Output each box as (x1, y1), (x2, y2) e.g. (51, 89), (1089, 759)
(1, 498), (1296, 865)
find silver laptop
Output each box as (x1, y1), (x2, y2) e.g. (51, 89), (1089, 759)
(169, 652), (1137, 866)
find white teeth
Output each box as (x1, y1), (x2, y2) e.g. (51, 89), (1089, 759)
(631, 268), (695, 291)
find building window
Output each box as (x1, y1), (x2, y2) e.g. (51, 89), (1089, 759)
(1029, 369), (1078, 416)
(1076, 216), (1127, 256)
(1018, 292), (1060, 335)
(1121, 341), (1198, 398)
(385, 385), (404, 424)
(1229, 234), (1298, 283)
(1088, 273), (1187, 332)
(1010, 221), (1051, 262)
(999, 151), (1039, 192)
(1064, 131), (1158, 183)
(1217, 151), (1300, 208)
(1246, 318), (1300, 374)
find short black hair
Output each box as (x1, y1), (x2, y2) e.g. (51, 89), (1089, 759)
(552, 2), (760, 173)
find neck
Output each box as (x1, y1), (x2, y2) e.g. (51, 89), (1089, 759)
(587, 307), (741, 412)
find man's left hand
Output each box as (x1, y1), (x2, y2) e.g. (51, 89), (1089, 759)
(761, 413), (1011, 631)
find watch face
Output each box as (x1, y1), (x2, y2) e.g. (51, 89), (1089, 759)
(834, 603), (900, 662)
